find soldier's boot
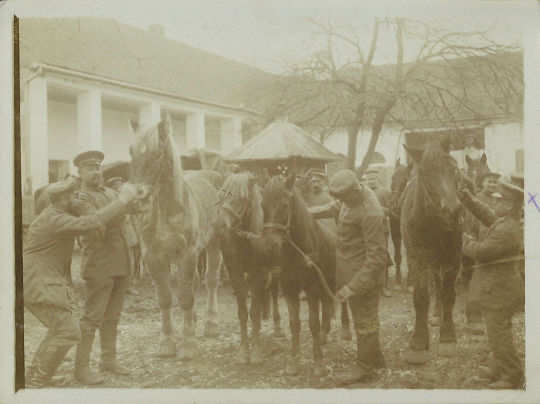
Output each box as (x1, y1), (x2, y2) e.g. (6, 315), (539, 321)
(74, 332), (104, 385)
(99, 321), (131, 375)
(336, 333), (383, 384)
(26, 345), (71, 389)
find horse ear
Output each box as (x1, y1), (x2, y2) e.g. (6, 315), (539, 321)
(440, 136), (451, 154)
(158, 114), (172, 141)
(285, 174), (296, 191)
(480, 153), (487, 164)
(403, 144), (422, 164)
(465, 155), (473, 167)
(128, 118), (139, 133)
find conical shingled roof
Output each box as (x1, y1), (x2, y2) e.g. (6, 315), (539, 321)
(226, 120), (339, 163)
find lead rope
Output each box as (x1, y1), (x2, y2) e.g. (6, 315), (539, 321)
(286, 238), (340, 302)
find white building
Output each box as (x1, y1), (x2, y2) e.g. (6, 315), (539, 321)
(19, 18), (274, 196)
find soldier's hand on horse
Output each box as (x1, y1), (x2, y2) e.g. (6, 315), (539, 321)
(336, 285), (354, 301)
(118, 183), (140, 204)
(457, 186), (473, 203)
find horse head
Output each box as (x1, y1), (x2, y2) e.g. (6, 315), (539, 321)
(465, 153), (490, 189)
(215, 173), (262, 238)
(404, 141), (463, 229)
(262, 175), (296, 256)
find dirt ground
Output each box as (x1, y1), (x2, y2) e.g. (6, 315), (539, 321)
(23, 251), (525, 390)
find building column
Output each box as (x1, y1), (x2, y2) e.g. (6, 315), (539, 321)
(28, 76), (49, 190)
(139, 101), (161, 125)
(186, 111), (205, 149)
(77, 89), (102, 151)
(220, 116), (242, 153)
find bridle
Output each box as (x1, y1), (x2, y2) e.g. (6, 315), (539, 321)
(262, 190), (293, 238)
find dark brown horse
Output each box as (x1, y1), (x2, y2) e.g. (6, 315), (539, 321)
(465, 153), (490, 190)
(401, 141), (464, 364)
(215, 173), (280, 365)
(389, 159), (412, 287)
(262, 175), (336, 376)
(128, 118), (223, 360)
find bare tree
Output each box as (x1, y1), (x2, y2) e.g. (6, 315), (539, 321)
(264, 18), (522, 173)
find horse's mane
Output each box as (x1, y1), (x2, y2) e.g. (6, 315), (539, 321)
(220, 173), (263, 235)
(131, 121), (185, 204)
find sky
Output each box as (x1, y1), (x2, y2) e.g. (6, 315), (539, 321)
(4, 0), (537, 72)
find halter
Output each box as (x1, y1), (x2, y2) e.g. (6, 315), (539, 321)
(262, 190), (293, 238)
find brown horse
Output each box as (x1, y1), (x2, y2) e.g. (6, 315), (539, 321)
(262, 175), (336, 376)
(401, 140), (464, 364)
(215, 173), (280, 365)
(128, 117), (223, 360)
(389, 159), (412, 287)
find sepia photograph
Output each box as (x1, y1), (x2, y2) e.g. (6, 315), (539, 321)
(1, 0), (540, 402)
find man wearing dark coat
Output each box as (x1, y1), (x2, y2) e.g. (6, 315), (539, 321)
(23, 176), (140, 388)
(73, 151), (134, 384)
(364, 167), (393, 297)
(309, 169), (387, 383)
(459, 182), (525, 389)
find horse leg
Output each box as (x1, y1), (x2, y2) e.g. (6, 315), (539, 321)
(271, 278), (283, 337)
(283, 287), (301, 375)
(249, 281), (265, 365)
(390, 217), (403, 287)
(405, 252), (431, 365)
(438, 264), (459, 357)
(203, 237), (222, 338)
(306, 293), (326, 376)
(340, 301), (352, 340)
(320, 293), (333, 345)
(175, 252), (198, 361)
(231, 278), (250, 365)
(261, 286), (270, 321)
(430, 270), (442, 326)
(146, 251), (176, 358)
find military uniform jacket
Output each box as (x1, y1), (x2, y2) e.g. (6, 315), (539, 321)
(24, 201), (125, 309)
(336, 187), (387, 295)
(372, 186), (391, 234)
(462, 200), (524, 311)
(77, 185), (130, 278)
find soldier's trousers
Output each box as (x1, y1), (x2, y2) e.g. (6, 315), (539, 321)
(25, 303), (81, 362)
(349, 290), (381, 335)
(79, 275), (128, 335)
(482, 307), (523, 384)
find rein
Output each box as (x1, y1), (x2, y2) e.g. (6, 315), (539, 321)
(263, 190), (339, 302)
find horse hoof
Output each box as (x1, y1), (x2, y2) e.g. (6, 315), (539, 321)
(313, 364), (328, 377)
(320, 333), (328, 345)
(438, 342), (457, 357)
(466, 322), (484, 335)
(340, 328), (352, 341)
(272, 327), (285, 338)
(154, 339), (176, 358)
(235, 348), (250, 365)
(203, 321), (220, 338)
(251, 349), (264, 365)
(284, 363), (300, 376)
(405, 349), (430, 365)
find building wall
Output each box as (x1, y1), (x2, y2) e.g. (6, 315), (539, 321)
(101, 106), (138, 164)
(47, 98), (78, 164)
(484, 121), (524, 177)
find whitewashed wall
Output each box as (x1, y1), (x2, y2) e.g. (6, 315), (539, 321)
(101, 107), (138, 165)
(48, 99), (78, 167)
(484, 121), (524, 178)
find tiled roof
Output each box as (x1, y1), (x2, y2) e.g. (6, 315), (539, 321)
(19, 17), (276, 112)
(226, 120), (339, 162)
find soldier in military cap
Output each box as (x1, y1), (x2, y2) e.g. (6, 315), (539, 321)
(309, 169), (387, 383)
(23, 176), (142, 388)
(72, 150), (135, 384)
(459, 182), (525, 389)
(364, 167), (393, 297)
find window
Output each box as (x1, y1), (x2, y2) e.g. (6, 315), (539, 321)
(48, 160), (69, 183)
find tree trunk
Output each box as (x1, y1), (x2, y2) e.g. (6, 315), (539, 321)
(346, 125), (360, 170)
